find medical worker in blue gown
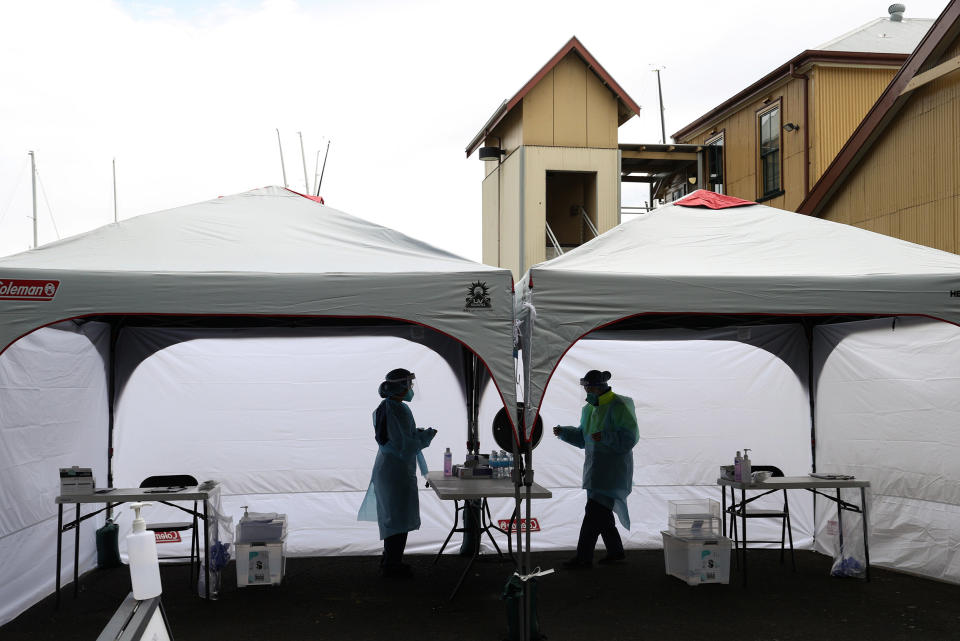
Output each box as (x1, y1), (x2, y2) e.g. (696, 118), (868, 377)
(358, 368), (437, 578)
(553, 370), (639, 568)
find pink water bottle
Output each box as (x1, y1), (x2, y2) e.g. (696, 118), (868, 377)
(443, 448), (452, 477)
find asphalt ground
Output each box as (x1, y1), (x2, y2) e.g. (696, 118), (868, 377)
(4, 548), (959, 641)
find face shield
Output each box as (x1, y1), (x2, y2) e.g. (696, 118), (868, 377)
(385, 370), (421, 401)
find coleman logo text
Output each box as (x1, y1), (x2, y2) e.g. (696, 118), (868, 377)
(497, 518), (541, 533)
(154, 531), (182, 543)
(0, 279), (60, 301)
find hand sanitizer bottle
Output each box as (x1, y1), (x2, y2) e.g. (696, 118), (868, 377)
(127, 502), (162, 600)
(742, 448), (752, 484)
(443, 447), (453, 477)
(734, 451), (742, 482)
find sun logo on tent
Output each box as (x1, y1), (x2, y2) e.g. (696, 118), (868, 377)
(465, 281), (491, 309)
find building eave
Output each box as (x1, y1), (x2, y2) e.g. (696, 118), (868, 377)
(671, 50), (909, 141)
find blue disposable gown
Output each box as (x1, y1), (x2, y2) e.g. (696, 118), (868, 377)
(556, 391), (639, 529)
(357, 399), (435, 539)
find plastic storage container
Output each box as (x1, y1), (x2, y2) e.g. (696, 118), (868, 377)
(661, 530), (731, 585)
(236, 541), (285, 587)
(667, 499), (722, 537)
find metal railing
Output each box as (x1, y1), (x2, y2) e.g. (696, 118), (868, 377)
(545, 222), (564, 257)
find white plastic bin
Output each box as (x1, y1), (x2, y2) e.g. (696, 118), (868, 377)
(236, 541), (285, 587)
(661, 530), (731, 586)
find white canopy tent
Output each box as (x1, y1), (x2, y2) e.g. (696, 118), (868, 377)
(517, 191), (960, 583)
(0, 186), (517, 625)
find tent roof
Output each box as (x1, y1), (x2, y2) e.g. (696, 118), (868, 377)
(531, 191), (960, 278)
(0, 186), (494, 275)
(518, 192), (960, 435)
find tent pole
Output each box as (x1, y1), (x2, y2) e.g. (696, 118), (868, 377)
(298, 131), (310, 194)
(106, 320), (122, 518)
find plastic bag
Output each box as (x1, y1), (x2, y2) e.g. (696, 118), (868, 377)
(827, 487), (870, 579)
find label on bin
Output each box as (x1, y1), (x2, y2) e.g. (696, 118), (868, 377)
(498, 518), (540, 533)
(248, 550), (270, 584)
(154, 531), (181, 543)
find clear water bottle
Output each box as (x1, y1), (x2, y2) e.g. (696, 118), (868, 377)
(499, 449), (508, 479)
(490, 451), (500, 478)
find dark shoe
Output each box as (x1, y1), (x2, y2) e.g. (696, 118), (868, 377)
(598, 552), (626, 565)
(561, 556), (592, 569)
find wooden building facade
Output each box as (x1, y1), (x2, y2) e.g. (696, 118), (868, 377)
(466, 37), (640, 279)
(799, 0), (960, 255)
(672, 9), (932, 212)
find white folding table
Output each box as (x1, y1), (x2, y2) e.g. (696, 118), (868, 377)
(426, 471), (552, 599)
(718, 476), (871, 586)
(55, 484), (219, 604)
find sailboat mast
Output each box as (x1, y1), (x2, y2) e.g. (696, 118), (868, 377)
(276, 128), (288, 188)
(29, 151), (37, 248)
(298, 131), (309, 194)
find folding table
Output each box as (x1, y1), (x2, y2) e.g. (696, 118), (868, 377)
(718, 476), (871, 586)
(55, 483), (219, 605)
(425, 471), (551, 599)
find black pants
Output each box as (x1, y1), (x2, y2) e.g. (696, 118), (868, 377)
(383, 532), (408, 567)
(576, 499), (623, 562)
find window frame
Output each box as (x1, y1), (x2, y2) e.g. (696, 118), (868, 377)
(756, 100), (783, 201)
(705, 130), (726, 195)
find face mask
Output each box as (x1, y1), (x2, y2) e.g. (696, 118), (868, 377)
(585, 393), (599, 406)
(403, 389), (414, 402)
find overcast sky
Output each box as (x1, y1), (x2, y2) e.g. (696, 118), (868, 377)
(0, 0), (950, 260)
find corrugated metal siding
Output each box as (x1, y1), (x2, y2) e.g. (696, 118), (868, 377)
(498, 152), (522, 278)
(481, 169), (500, 266)
(813, 66), (898, 182)
(822, 66), (960, 255)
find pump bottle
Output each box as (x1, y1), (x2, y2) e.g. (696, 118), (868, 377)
(127, 502), (162, 600)
(742, 448), (752, 484)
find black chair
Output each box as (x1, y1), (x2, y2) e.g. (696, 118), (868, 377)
(139, 475), (200, 586)
(727, 465), (795, 570)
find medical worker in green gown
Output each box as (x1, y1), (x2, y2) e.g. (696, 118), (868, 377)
(358, 368), (436, 577)
(553, 370), (639, 568)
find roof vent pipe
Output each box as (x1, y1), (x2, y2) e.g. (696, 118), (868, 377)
(888, 4), (905, 21)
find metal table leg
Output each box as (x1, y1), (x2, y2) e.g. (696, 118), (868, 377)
(861, 487), (871, 581)
(73, 503), (80, 598)
(203, 498), (210, 600)
(55, 504), (63, 608)
(740, 487), (747, 587)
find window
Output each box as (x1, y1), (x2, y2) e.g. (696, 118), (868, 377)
(758, 105), (781, 198)
(705, 132), (724, 195)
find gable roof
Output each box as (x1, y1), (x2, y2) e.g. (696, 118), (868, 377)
(815, 17), (934, 54)
(798, 0), (960, 217)
(671, 13), (935, 141)
(465, 36), (641, 157)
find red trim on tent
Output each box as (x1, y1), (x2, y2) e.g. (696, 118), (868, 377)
(302, 194), (324, 205)
(674, 190), (755, 209)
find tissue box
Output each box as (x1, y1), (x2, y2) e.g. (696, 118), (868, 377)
(59, 467), (95, 495)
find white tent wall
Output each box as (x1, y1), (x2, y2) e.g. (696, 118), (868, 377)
(111, 328), (473, 558)
(813, 317), (960, 583)
(481, 325), (815, 553)
(0, 322), (110, 626)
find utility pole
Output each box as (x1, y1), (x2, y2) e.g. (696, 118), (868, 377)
(298, 131), (309, 194)
(29, 151), (37, 248)
(652, 66), (667, 144)
(276, 128), (288, 188)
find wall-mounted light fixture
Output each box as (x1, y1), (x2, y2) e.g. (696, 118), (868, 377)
(783, 122), (800, 132)
(478, 146), (505, 161)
